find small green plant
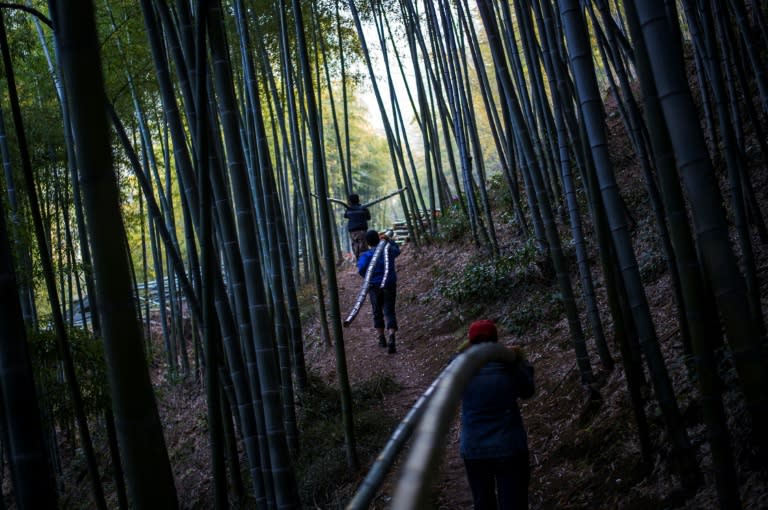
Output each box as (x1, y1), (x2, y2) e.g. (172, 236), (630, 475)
(294, 374), (400, 508)
(501, 288), (564, 336)
(435, 200), (469, 242)
(508, 239), (538, 268)
(486, 173), (512, 208)
(638, 249), (666, 282)
(439, 258), (514, 303)
(27, 323), (109, 426)
(438, 240), (538, 304)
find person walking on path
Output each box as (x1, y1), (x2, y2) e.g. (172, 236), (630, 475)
(460, 320), (535, 510)
(357, 229), (400, 353)
(344, 193), (371, 260)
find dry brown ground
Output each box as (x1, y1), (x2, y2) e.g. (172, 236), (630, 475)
(300, 88), (768, 508)
(304, 224), (768, 509)
(149, 142), (768, 509)
(102, 68), (768, 510)
(146, 152), (768, 510)
(305, 243), (476, 509)
(303, 201), (768, 510)
(55, 202), (768, 510)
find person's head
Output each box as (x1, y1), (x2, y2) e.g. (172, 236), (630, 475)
(468, 320), (498, 345)
(348, 194), (360, 205)
(365, 229), (380, 247)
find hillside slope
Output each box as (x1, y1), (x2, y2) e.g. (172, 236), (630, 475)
(303, 128), (768, 508)
(133, 95), (768, 508)
(305, 206), (767, 509)
(136, 154), (768, 509)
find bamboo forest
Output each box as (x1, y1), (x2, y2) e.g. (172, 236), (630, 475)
(1, 0), (767, 508)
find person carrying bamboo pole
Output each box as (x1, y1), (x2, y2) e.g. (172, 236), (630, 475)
(344, 193), (371, 260)
(357, 229), (400, 353)
(321, 188), (405, 261)
(460, 320), (535, 510)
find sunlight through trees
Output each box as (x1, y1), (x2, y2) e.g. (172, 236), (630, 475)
(0, 0), (765, 508)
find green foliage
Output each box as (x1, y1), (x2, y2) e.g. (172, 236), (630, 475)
(439, 258), (511, 303)
(485, 173), (511, 208)
(295, 373), (400, 507)
(27, 324), (109, 426)
(435, 200), (469, 242)
(487, 173), (520, 226)
(438, 240), (538, 303)
(638, 248), (666, 282)
(632, 211), (667, 283)
(501, 288), (564, 336)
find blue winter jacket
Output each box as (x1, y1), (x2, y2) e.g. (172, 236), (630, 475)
(460, 358), (535, 459)
(344, 204), (371, 232)
(357, 240), (400, 288)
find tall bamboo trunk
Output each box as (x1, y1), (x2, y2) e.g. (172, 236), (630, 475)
(1, 10), (108, 508)
(49, 2), (178, 506)
(558, 0), (699, 489)
(622, 4), (742, 505)
(290, 0), (359, 473)
(632, 0), (768, 468)
(0, 190), (57, 510)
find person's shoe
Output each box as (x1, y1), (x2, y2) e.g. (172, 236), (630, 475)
(387, 334), (396, 354)
(378, 335), (387, 348)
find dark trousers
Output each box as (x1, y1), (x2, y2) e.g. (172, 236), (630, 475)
(368, 284), (398, 330)
(464, 454), (530, 510)
(349, 229), (367, 260)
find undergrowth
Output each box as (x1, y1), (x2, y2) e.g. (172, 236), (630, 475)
(27, 324), (109, 425)
(435, 199), (469, 242)
(499, 285), (564, 336)
(295, 373), (401, 508)
(438, 239), (538, 304)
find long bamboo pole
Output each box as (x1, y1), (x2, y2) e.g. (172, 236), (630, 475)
(343, 231), (393, 327)
(391, 343), (521, 509)
(346, 357), (455, 509)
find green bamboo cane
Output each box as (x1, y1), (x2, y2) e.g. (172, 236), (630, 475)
(50, 2), (178, 505)
(1, 10), (108, 508)
(0, 181), (57, 510)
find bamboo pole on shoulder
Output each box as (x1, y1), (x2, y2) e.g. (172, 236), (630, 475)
(343, 232), (393, 327)
(391, 343), (521, 510)
(347, 355), (456, 509)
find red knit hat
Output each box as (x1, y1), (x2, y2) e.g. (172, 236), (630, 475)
(468, 320), (498, 344)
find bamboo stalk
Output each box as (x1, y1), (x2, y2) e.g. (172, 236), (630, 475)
(391, 343), (521, 509)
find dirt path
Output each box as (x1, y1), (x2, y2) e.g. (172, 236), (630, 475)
(305, 242), (474, 508)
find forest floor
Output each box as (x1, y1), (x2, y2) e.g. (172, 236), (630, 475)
(142, 137), (768, 509)
(302, 186), (768, 509)
(54, 92), (768, 510)
(295, 98), (768, 508)
(302, 227), (767, 510)
(139, 122), (768, 509)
